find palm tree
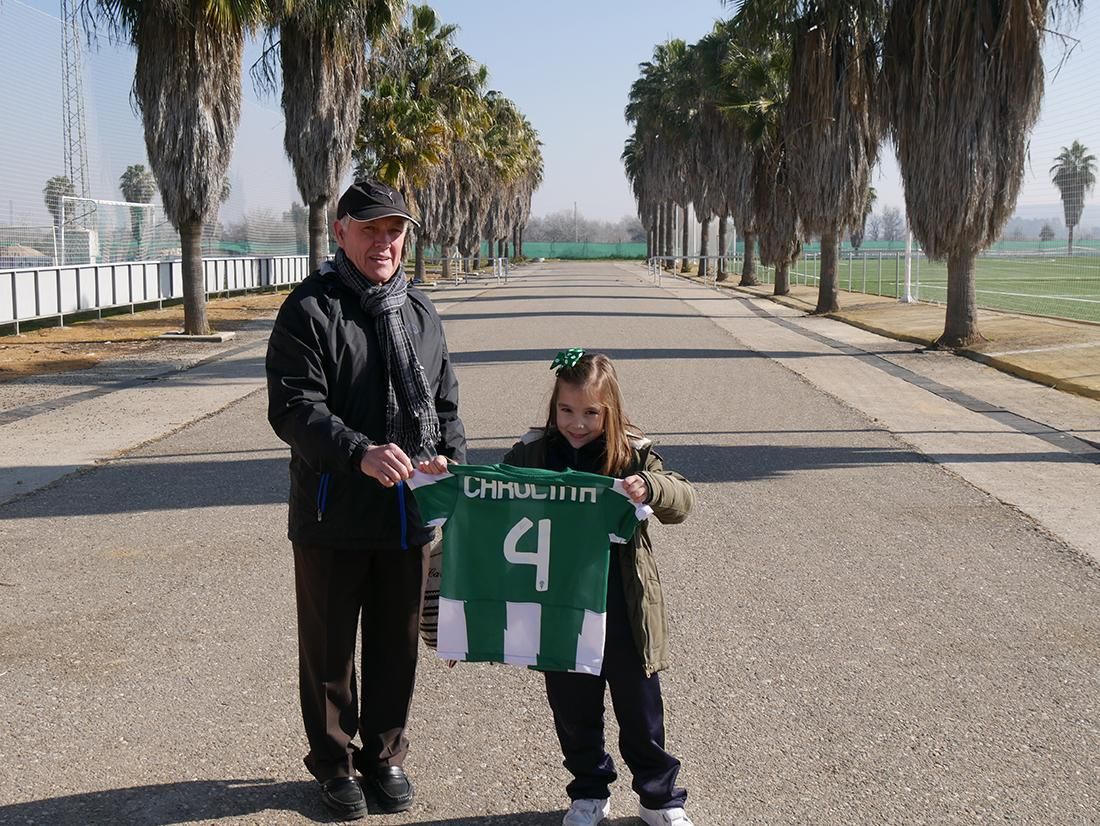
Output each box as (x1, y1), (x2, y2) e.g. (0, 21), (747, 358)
(625, 39), (691, 272)
(850, 186), (876, 251)
(745, 0), (882, 313)
(506, 122), (543, 260)
(42, 175), (75, 229)
(357, 5), (491, 280)
(118, 163), (157, 248)
(259, 0), (404, 273)
(1050, 140), (1097, 256)
(693, 20), (754, 283)
(85, 1), (267, 335)
(481, 93), (541, 262)
(621, 136), (653, 257)
(723, 16), (801, 296)
(881, 0), (1082, 348)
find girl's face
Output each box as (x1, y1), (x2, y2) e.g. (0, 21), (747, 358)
(555, 381), (606, 449)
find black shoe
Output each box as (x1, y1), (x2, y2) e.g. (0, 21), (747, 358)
(319, 776), (367, 821)
(365, 765), (415, 813)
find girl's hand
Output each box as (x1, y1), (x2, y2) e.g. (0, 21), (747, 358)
(621, 474), (649, 504)
(417, 455), (452, 475)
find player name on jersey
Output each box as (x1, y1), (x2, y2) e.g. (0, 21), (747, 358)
(408, 463), (651, 674)
(462, 476), (599, 503)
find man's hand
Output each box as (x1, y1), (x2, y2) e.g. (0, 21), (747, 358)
(621, 474), (649, 504)
(417, 455), (452, 475)
(360, 443), (415, 487)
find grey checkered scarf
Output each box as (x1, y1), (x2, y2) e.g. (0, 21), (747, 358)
(333, 248), (441, 460)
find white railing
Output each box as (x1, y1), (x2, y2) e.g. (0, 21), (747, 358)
(647, 255), (739, 287)
(419, 257), (510, 286)
(0, 254), (310, 333)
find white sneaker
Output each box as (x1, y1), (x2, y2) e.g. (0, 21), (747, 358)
(562, 797), (611, 826)
(638, 804), (694, 826)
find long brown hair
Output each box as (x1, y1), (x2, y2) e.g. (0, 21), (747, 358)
(545, 352), (641, 476)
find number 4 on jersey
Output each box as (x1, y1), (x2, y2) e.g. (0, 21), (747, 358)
(503, 517), (551, 592)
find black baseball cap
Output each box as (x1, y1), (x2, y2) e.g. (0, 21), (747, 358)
(336, 180), (420, 226)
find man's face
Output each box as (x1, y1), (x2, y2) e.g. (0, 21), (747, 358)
(333, 215), (408, 284)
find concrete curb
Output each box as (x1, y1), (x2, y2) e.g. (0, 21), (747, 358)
(663, 271), (1100, 402)
(157, 331), (237, 343)
(958, 350), (1100, 401)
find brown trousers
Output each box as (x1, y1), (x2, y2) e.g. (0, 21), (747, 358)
(293, 541), (428, 783)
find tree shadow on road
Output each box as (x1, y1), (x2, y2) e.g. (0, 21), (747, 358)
(0, 777), (597, 825)
(653, 442), (1096, 484)
(0, 778), (320, 824)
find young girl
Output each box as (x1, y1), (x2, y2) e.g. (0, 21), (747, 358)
(502, 349), (695, 826)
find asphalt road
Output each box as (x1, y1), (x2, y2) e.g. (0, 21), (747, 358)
(1, 262), (1098, 826)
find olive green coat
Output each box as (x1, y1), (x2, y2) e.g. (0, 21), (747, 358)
(502, 430), (695, 676)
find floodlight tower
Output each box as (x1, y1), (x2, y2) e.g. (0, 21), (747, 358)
(60, 0), (90, 204)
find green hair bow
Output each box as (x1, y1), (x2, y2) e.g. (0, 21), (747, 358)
(550, 348), (585, 373)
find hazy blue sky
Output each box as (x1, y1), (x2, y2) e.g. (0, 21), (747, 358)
(427, 0), (729, 221)
(3, 0), (1097, 227)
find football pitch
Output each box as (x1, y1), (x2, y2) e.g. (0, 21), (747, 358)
(793, 251), (1100, 324)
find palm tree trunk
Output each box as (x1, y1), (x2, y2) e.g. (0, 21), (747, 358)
(717, 216), (728, 281)
(308, 199), (328, 273)
(441, 244), (452, 281)
(680, 206), (691, 273)
(1068, 225), (1075, 256)
(415, 235), (426, 283)
(815, 230), (840, 314)
(774, 260), (790, 297)
(519, 227), (525, 258)
(739, 230), (758, 286)
(699, 217), (710, 279)
(939, 251), (984, 348)
(180, 218), (209, 335)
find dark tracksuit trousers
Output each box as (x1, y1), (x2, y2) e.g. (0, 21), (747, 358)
(293, 540), (428, 783)
(543, 545), (686, 810)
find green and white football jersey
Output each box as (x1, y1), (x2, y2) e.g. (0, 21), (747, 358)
(407, 463), (652, 674)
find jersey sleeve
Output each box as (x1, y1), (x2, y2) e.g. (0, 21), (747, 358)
(607, 481), (652, 543)
(407, 470), (460, 527)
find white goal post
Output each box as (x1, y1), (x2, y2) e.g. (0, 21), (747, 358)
(60, 195), (174, 266)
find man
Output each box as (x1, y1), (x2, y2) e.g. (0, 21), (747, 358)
(266, 179), (466, 820)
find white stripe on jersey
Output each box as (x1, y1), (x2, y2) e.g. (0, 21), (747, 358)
(573, 609), (606, 675)
(437, 597), (468, 661)
(503, 602), (541, 666)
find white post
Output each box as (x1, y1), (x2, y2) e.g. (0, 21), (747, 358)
(731, 221), (737, 276)
(690, 204), (697, 259)
(901, 228), (914, 303)
(59, 198), (66, 267)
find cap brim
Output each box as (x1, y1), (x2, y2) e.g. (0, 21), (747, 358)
(343, 207), (420, 227)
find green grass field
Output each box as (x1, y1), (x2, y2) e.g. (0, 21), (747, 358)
(785, 251), (1100, 324)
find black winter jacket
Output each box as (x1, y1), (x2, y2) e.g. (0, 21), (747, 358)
(266, 263), (466, 550)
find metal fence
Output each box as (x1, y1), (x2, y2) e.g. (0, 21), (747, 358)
(0, 254), (309, 333)
(652, 248), (1100, 325)
(418, 256), (511, 286)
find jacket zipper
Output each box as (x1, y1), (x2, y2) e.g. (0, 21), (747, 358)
(316, 472), (331, 521)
